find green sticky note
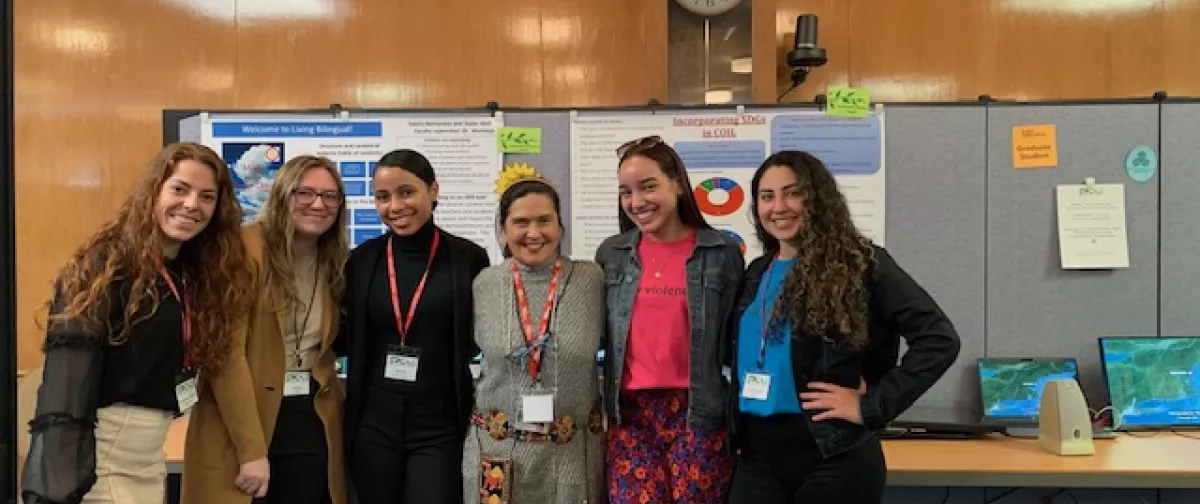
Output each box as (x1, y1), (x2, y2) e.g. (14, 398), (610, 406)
(826, 86), (870, 118)
(497, 127), (542, 154)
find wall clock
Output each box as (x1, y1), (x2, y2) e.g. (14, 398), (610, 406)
(674, 0), (742, 17)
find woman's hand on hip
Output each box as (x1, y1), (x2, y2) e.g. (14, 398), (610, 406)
(800, 381), (864, 425)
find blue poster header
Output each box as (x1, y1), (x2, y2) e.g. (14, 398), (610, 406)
(211, 121), (383, 138)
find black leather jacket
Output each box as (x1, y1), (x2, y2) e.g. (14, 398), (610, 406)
(728, 245), (961, 459)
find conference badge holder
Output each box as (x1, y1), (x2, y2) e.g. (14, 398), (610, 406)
(741, 372), (772, 400)
(284, 370), (311, 397)
(385, 344), (421, 382)
(175, 370), (199, 413)
(516, 383), (556, 434)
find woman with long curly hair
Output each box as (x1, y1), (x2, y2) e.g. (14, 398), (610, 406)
(727, 150), (961, 504)
(182, 155), (350, 504)
(21, 143), (255, 504)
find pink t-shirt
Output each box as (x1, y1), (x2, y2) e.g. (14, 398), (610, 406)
(622, 232), (695, 391)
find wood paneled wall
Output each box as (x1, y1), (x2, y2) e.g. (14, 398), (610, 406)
(12, 0), (667, 369)
(756, 0), (1200, 102)
(14, 0), (1200, 369)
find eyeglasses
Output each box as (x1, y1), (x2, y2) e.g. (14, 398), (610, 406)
(292, 188), (343, 207)
(615, 135), (664, 159)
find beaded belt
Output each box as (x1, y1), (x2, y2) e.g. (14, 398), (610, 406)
(472, 409), (605, 445)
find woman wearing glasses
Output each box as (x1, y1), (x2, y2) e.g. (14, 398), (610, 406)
(182, 155), (351, 504)
(341, 149), (491, 503)
(594, 136), (745, 504)
(463, 169), (606, 504)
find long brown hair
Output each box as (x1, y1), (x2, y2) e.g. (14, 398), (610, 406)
(752, 150), (875, 348)
(46, 142), (254, 375)
(256, 155), (349, 309)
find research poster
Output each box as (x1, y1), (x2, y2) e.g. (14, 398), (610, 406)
(569, 110), (886, 260)
(201, 116), (503, 261)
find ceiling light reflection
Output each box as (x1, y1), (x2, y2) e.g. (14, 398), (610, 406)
(998, 0), (1186, 14)
(855, 75), (955, 101)
(160, 0), (341, 21)
(33, 23), (111, 56)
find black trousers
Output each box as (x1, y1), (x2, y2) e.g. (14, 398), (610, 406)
(349, 386), (463, 504)
(728, 413), (886, 504)
(258, 382), (332, 504)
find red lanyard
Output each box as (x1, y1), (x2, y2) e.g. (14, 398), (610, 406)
(511, 258), (562, 382)
(386, 230), (440, 345)
(758, 256), (778, 370)
(158, 266), (192, 370)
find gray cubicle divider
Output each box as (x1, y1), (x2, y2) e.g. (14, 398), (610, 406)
(986, 103), (1161, 406)
(1159, 103), (1200, 336)
(883, 105), (987, 411)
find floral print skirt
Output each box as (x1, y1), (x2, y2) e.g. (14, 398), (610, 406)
(605, 389), (734, 504)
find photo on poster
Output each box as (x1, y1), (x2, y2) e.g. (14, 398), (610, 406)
(221, 142), (286, 222)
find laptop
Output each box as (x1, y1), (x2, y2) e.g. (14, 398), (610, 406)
(1099, 336), (1200, 431)
(977, 357), (1114, 438)
(885, 406), (999, 439)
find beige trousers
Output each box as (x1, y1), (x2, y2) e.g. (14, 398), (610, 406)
(81, 404), (174, 504)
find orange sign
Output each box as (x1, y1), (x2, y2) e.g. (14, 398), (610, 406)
(1012, 124), (1058, 168)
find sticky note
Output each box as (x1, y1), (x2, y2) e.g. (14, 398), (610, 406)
(1012, 124), (1058, 168)
(825, 86), (870, 118)
(497, 127), (542, 154)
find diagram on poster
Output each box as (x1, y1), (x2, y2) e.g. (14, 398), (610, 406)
(201, 116), (503, 261)
(569, 110), (885, 261)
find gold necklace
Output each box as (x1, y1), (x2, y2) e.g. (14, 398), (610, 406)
(648, 248), (682, 279)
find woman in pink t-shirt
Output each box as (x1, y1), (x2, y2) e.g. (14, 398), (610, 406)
(593, 136), (746, 504)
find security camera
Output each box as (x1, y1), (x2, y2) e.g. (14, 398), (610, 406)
(779, 14), (827, 101)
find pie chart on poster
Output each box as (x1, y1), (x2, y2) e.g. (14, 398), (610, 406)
(694, 177), (745, 217)
(719, 230), (748, 254)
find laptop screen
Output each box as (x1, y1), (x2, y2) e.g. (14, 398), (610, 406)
(977, 358), (1079, 421)
(1100, 336), (1200, 429)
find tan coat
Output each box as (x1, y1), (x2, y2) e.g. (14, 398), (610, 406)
(180, 224), (347, 504)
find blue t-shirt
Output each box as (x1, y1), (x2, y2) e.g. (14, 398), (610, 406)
(737, 257), (802, 417)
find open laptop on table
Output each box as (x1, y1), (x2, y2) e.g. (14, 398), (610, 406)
(977, 357), (1115, 438)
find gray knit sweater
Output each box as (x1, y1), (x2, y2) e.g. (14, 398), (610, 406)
(462, 257), (606, 504)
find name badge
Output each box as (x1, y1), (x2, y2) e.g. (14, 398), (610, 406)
(384, 345), (420, 382)
(742, 372), (772, 401)
(175, 373), (199, 413)
(520, 393), (555, 424)
(284, 371), (311, 397)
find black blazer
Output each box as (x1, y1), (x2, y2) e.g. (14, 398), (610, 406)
(336, 225), (490, 452)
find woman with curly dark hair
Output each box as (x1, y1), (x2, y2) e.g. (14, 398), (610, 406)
(21, 143), (255, 504)
(727, 150), (960, 504)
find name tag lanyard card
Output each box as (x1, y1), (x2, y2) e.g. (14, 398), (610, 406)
(159, 266), (199, 413)
(742, 257), (779, 401)
(384, 231), (440, 382)
(509, 258), (563, 431)
(285, 263), (321, 397)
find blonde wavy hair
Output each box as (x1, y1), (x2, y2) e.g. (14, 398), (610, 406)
(255, 155), (349, 310)
(45, 143), (254, 375)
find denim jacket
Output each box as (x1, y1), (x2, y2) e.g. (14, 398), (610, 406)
(729, 245), (961, 458)
(594, 228), (745, 430)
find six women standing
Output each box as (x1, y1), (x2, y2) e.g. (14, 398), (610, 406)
(594, 136), (746, 504)
(340, 149), (490, 503)
(23, 143), (254, 504)
(23, 138), (958, 504)
(463, 174), (606, 504)
(182, 155), (351, 504)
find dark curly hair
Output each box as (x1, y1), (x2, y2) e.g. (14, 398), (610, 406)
(752, 150), (875, 348)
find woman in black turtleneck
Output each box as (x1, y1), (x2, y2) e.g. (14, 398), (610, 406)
(338, 149), (490, 503)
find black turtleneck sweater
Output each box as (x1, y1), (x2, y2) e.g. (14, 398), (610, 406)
(366, 219), (456, 405)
